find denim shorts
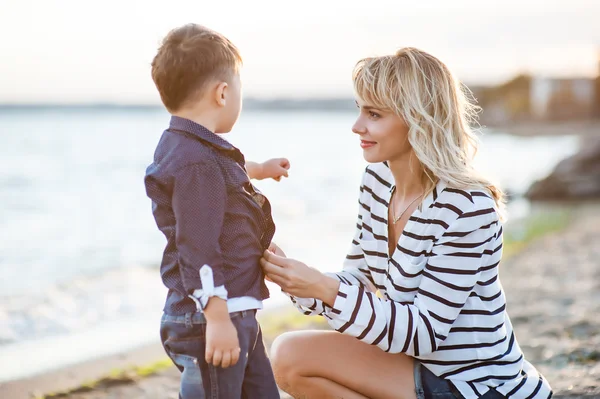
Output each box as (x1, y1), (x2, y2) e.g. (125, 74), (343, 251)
(160, 309), (280, 399)
(414, 362), (507, 399)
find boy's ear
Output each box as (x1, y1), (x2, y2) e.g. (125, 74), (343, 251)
(214, 81), (228, 107)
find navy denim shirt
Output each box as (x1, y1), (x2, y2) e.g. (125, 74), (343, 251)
(144, 116), (275, 315)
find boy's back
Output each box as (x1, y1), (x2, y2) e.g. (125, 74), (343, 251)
(145, 116), (274, 315)
(143, 23), (280, 398)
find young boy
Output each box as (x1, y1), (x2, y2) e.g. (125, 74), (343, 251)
(144, 24), (286, 398)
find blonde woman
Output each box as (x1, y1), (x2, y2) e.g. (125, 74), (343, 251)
(260, 48), (552, 399)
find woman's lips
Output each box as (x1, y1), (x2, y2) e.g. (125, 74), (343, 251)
(360, 140), (377, 149)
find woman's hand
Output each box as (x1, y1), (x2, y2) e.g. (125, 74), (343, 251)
(268, 242), (286, 257)
(260, 250), (340, 306)
(263, 243), (286, 283)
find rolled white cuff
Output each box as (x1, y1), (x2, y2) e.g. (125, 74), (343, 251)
(188, 264), (228, 311)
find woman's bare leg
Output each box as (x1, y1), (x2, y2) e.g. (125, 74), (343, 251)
(271, 330), (417, 399)
(285, 376), (370, 399)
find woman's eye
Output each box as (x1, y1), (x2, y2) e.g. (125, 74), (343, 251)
(369, 111), (380, 119)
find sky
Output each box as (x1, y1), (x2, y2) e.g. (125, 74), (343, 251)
(1, 0), (599, 104)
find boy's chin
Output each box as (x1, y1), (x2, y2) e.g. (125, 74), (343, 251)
(215, 118), (239, 134)
(215, 124), (234, 134)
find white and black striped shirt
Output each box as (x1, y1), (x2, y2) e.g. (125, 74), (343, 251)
(290, 163), (552, 399)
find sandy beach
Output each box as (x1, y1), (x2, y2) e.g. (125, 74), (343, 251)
(2, 0), (600, 395)
(501, 205), (600, 396)
(1, 204), (598, 398)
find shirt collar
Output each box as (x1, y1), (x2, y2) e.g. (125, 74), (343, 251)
(169, 116), (235, 151)
(380, 162), (446, 210)
(422, 178), (447, 209)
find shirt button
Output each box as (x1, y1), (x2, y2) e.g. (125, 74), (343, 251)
(201, 268), (210, 276)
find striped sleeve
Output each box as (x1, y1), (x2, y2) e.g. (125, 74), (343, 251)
(331, 177), (377, 290)
(323, 202), (502, 356)
(286, 291), (327, 316)
(288, 168), (376, 316)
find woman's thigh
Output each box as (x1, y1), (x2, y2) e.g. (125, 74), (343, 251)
(271, 330), (417, 399)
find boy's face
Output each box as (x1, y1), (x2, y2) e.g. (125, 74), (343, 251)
(216, 72), (242, 133)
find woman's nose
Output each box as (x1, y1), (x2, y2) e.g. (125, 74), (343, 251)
(352, 119), (366, 135)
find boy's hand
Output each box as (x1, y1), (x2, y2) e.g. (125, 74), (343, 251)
(203, 297), (240, 368)
(205, 317), (240, 368)
(260, 158), (291, 181)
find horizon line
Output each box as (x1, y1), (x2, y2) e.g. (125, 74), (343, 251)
(0, 97), (357, 109)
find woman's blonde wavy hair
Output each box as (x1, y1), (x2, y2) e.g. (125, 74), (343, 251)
(353, 47), (505, 218)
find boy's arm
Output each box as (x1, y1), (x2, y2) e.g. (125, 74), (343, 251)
(246, 158), (290, 181)
(245, 161), (262, 179)
(172, 162), (240, 368)
(203, 296), (240, 368)
(172, 161), (228, 309)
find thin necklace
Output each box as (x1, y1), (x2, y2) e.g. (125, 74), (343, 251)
(391, 187), (422, 224)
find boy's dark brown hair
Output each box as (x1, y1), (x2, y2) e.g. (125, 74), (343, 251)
(151, 24), (242, 112)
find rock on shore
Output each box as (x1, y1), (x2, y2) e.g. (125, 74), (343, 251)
(526, 136), (600, 200)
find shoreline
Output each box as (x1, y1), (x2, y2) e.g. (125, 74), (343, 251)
(0, 343), (167, 399)
(0, 302), (302, 399)
(0, 203), (558, 386)
(3, 205), (599, 398)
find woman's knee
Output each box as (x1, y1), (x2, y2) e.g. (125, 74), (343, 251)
(270, 331), (308, 383)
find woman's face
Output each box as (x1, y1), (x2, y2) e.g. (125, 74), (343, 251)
(352, 97), (412, 164)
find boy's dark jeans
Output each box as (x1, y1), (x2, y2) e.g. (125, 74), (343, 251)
(160, 309), (280, 399)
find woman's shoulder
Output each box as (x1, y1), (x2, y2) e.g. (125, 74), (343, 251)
(434, 183), (500, 229)
(361, 162), (393, 192)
